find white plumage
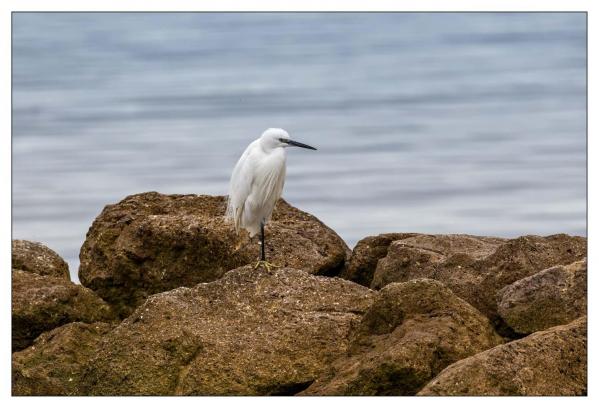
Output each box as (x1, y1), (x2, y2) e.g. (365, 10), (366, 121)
(226, 128), (316, 264)
(226, 131), (286, 237)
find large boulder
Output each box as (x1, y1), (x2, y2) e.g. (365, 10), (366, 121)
(418, 316), (587, 396)
(79, 267), (374, 395)
(370, 234), (506, 289)
(369, 234), (586, 327)
(497, 259), (587, 334)
(79, 192), (350, 317)
(341, 233), (417, 287)
(300, 279), (502, 396)
(12, 322), (114, 396)
(12, 240), (70, 280)
(12, 269), (115, 351)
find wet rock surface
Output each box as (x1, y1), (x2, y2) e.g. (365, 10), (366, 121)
(497, 259), (587, 334)
(79, 192), (350, 317)
(12, 322), (115, 396)
(79, 267), (374, 395)
(418, 316), (587, 396)
(12, 269), (115, 351)
(301, 279), (502, 395)
(12, 240), (70, 280)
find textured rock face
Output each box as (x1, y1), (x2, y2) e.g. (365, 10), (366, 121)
(12, 222), (588, 397)
(418, 316), (587, 396)
(79, 192), (350, 317)
(79, 267), (374, 395)
(369, 234), (586, 326)
(371, 234), (506, 290)
(301, 279), (502, 396)
(12, 270), (115, 351)
(341, 233), (417, 287)
(12, 322), (114, 396)
(12, 240), (70, 280)
(497, 259), (587, 334)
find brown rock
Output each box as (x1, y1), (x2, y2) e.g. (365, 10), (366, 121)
(497, 259), (587, 334)
(371, 234), (504, 292)
(12, 240), (69, 280)
(79, 192), (350, 317)
(370, 234), (586, 327)
(301, 279), (502, 396)
(79, 267), (374, 395)
(12, 270), (115, 351)
(341, 233), (417, 287)
(418, 316), (587, 396)
(12, 322), (114, 396)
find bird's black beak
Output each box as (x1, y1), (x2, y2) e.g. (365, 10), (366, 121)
(287, 139), (317, 150)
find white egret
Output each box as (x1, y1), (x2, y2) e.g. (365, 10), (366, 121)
(226, 128), (317, 270)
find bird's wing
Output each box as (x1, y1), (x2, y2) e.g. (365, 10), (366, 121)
(226, 141), (258, 233)
(251, 149), (286, 223)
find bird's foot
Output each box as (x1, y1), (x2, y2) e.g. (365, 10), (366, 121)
(253, 260), (279, 272)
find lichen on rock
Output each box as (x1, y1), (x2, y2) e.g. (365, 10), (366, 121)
(12, 207), (588, 396)
(361, 233), (585, 330)
(418, 316), (587, 396)
(341, 233), (417, 287)
(497, 258), (587, 334)
(79, 267), (374, 395)
(12, 322), (115, 396)
(78, 192), (350, 317)
(12, 269), (115, 351)
(301, 279), (503, 395)
(12, 239), (70, 280)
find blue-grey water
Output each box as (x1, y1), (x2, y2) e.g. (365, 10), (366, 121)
(12, 13), (587, 282)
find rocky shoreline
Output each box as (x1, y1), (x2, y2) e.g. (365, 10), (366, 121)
(12, 192), (587, 396)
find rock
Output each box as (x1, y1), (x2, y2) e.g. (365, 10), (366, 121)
(418, 316), (587, 396)
(12, 322), (114, 396)
(341, 233), (417, 287)
(79, 267), (374, 395)
(497, 259), (587, 334)
(371, 233), (504, 290)
(370, 234), (586, 327)
(12, 270), (115, 351)
(300, 279), (502, 396)
(79, 192), (350, 317)
(12, 240), (69, 280)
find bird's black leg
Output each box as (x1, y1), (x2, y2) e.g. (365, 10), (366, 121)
(254, 221), (279, 271)
(260, 220), (266, 262)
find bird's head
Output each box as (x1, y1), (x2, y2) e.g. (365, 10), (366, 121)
(260, 128), (317, 151)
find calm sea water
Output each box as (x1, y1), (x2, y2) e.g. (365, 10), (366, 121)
(12, 13), (587, 282)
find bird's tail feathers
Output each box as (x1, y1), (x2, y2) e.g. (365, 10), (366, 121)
(225, 195), (243, 235)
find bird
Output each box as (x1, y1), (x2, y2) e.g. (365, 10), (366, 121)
(226, 128), (317, 271)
